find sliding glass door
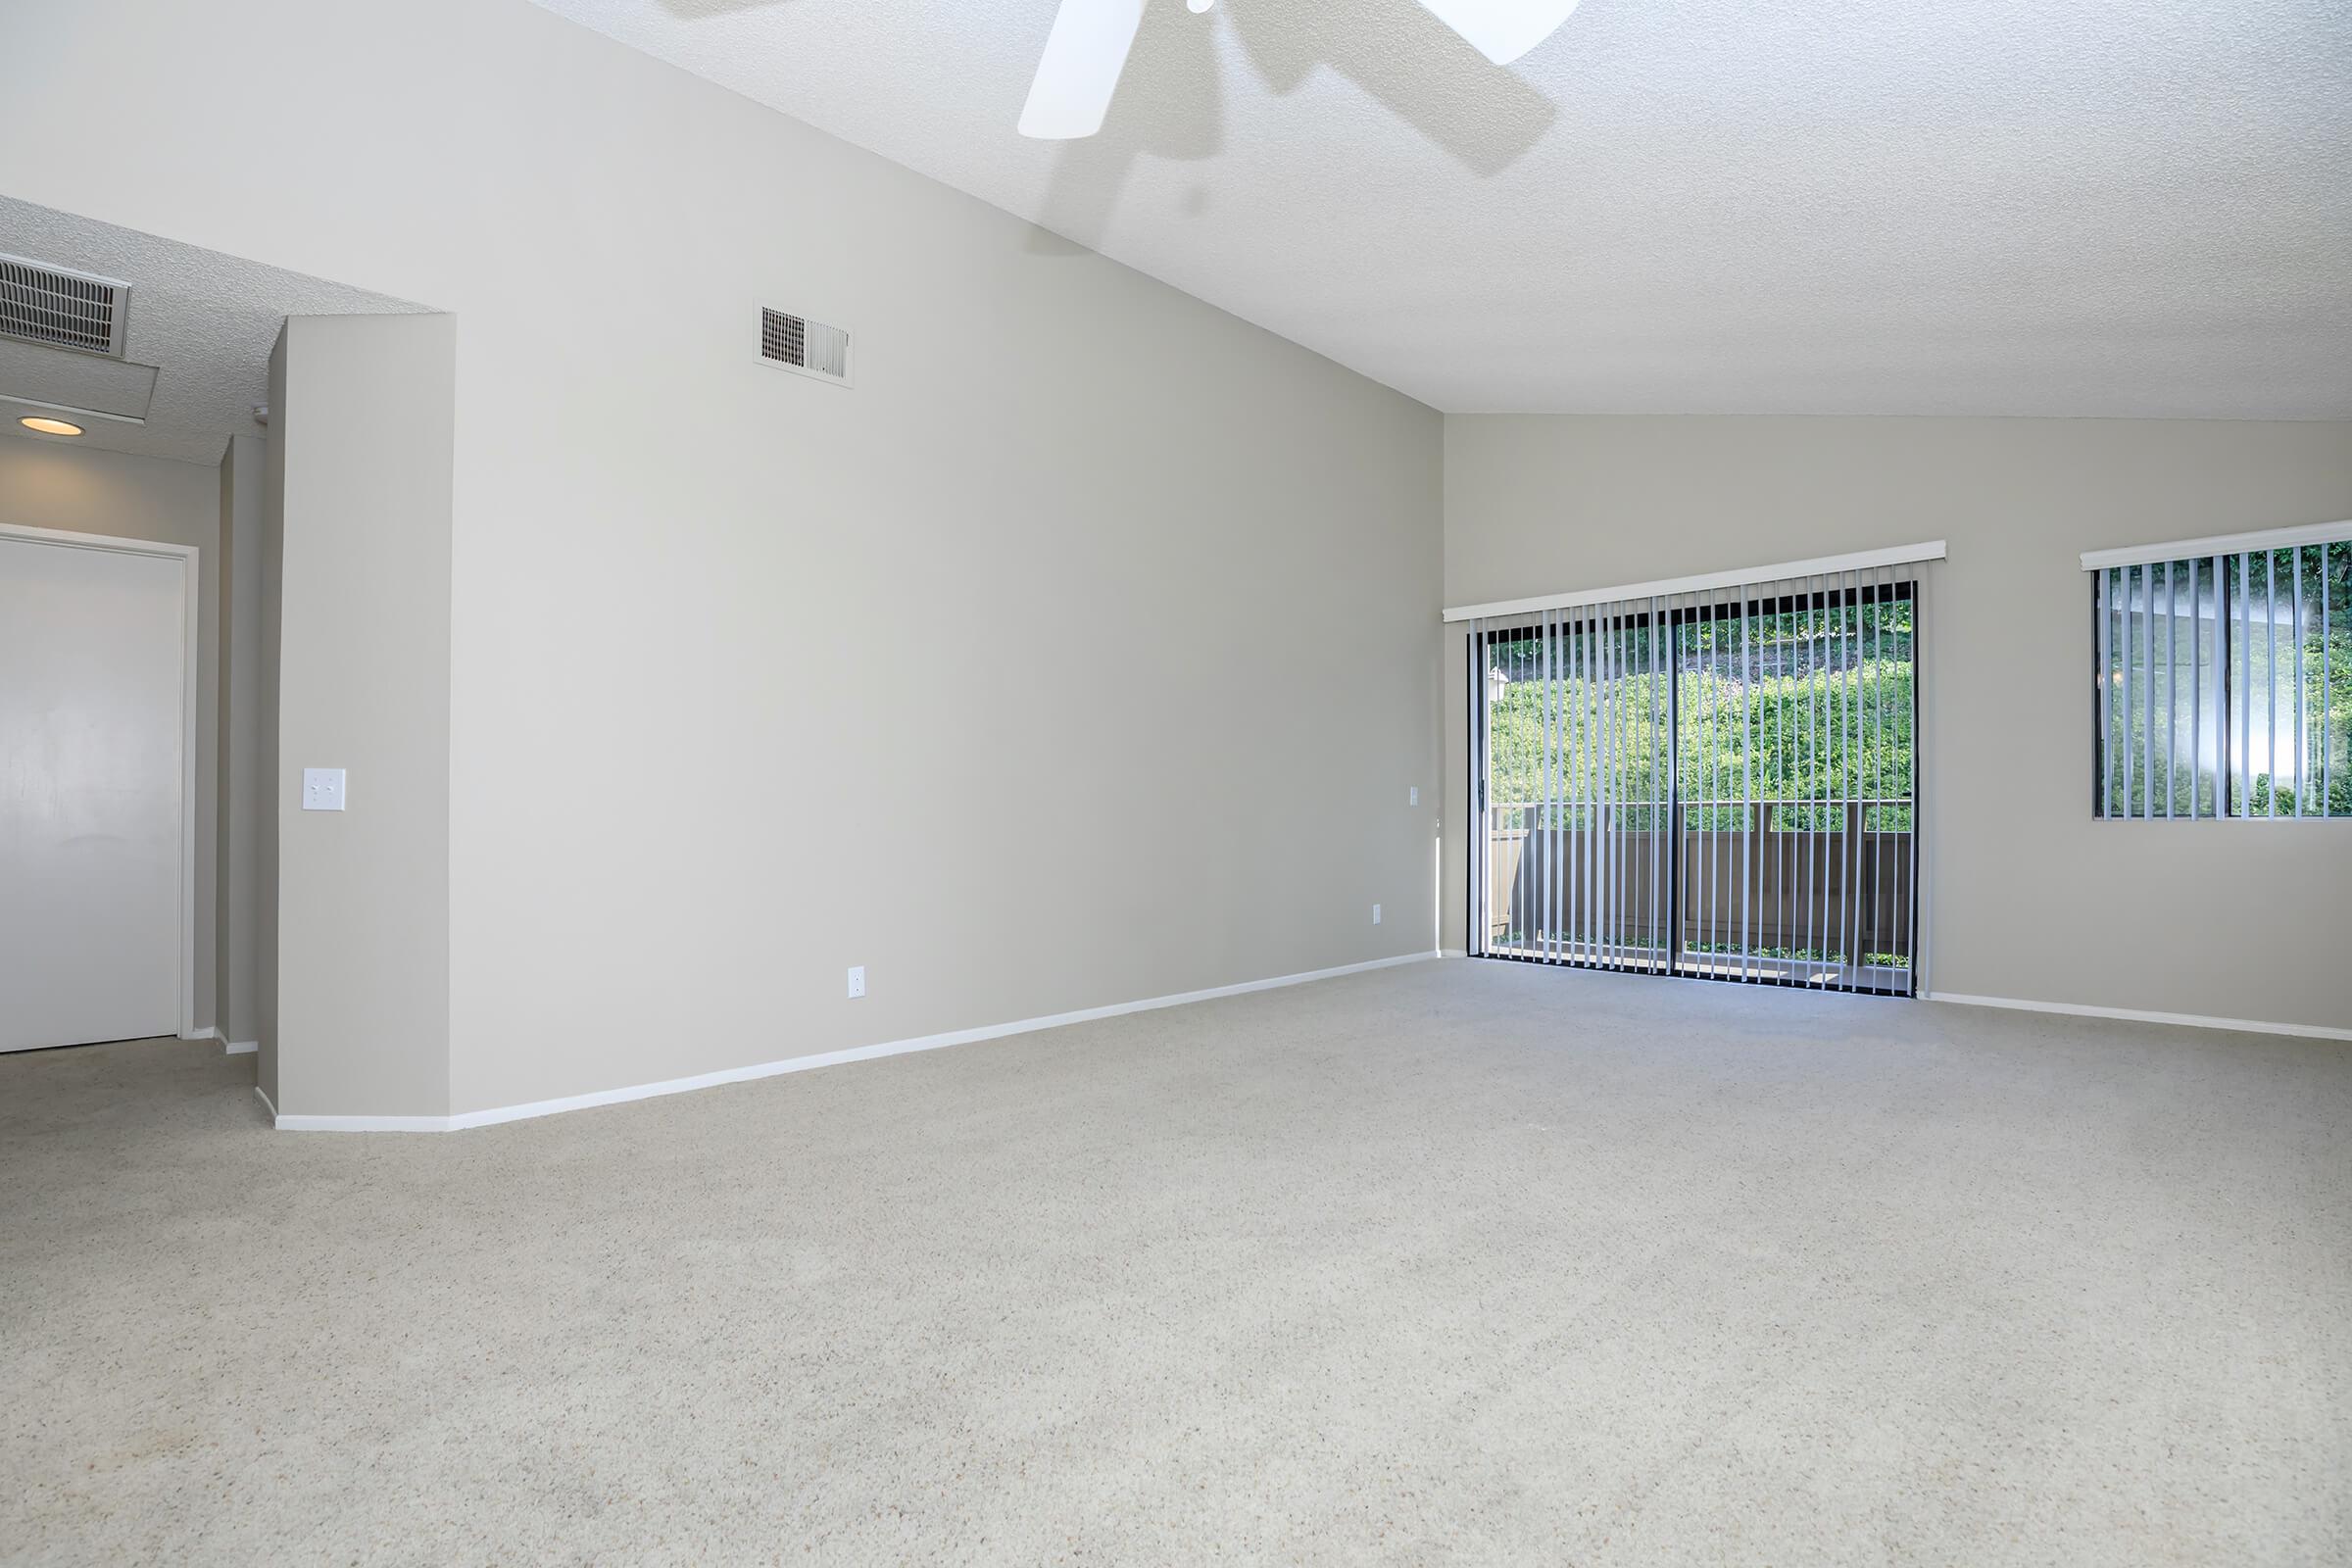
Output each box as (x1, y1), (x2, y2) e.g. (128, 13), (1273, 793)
(1469, 565), (1922, 997)
(1480, 604), (1675, 975)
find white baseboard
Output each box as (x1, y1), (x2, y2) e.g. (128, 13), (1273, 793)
(267, 951), (1440, 1135)
(1440, 948), (1468, 958)
(179, 1025), (220, 1044)
(254, 1084), (277, 1120)
(273, 1109), (451, 1133)
(1927, 991), (2352, 1043)
(223, 1039), (258, 1055)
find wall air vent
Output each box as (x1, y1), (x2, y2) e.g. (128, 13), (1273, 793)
(0, 254), (131, 359)
(760, 307), (851, 386)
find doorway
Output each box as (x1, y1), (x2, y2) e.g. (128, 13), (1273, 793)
(0, 524), (197, 1051)
(1467, 564), (1923, 997)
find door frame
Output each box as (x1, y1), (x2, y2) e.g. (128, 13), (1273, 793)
(1464, 576), (1922, 998)
(1, 520), (202, 1042)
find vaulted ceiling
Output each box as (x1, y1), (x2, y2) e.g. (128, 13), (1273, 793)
(532, 0), (2352, 416)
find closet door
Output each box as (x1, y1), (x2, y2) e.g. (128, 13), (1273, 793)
(0, 531), (187, 1052)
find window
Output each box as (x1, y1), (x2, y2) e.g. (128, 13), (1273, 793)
(2090, 530), (2350, 819)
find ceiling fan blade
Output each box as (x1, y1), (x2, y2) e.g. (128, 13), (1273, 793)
(1414, 0), (1581, 66)
(1018, 0), (1148, 139)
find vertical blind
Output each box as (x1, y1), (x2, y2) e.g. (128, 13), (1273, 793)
(2092, 535), (2348, 819)
(1468, 561), (1928, 997)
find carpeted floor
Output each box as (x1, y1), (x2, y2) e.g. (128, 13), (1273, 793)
(3, 959), (2347, 1565)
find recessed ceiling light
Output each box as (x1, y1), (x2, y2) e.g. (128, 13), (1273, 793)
(18, 416), (85, 437)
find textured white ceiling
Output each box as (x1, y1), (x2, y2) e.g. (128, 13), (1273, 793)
(530, 0), (2352, 416)
(0, 198), (419, 466)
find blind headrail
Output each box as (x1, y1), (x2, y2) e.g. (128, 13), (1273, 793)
(1442, 540), (1946, 623)
(2080, 519), (2351, 573)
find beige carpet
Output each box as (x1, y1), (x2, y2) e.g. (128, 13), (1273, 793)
(4, 959), (2347, 1565)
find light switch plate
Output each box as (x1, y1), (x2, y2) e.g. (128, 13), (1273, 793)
(1372, 904), (1383, 925)
(302, 767), (347, 811)
(1408, 786), (1419, 807)
(846, 965), (866, 999)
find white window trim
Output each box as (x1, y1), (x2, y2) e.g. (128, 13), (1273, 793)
(2080, 519), (2351, 573)
(1444, 540), (1946, 624)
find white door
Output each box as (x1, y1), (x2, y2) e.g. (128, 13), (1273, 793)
(1, 532), (187, 1052)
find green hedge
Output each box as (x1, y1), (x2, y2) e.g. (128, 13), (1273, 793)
(1487, 607), (1914, 830)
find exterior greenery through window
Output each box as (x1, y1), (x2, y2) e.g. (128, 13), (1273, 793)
(2094, 541), (2349, 819)
(1482, 585), (1915, 979)
(1487, 595), (1915, 829)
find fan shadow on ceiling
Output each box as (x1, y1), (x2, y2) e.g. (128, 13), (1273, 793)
(1037, 0), (1559, 253)
(656, 0), (1559, 256)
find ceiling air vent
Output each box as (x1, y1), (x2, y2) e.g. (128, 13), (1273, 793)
(0, 254), (131, 359)
(760, 306), (851, 386)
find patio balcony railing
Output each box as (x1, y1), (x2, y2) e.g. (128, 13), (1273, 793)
(1482, 798), (1916, 993)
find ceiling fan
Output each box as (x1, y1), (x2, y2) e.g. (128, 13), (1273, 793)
(1019, 0), (1582, 138)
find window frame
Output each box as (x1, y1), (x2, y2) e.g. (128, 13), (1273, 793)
(2090, 538), (2346, 821)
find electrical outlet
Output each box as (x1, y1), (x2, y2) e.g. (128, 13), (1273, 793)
(846, 965), (865, 999)
(1408, 786), (1419, 807)
(1372, 904), (1383, 925)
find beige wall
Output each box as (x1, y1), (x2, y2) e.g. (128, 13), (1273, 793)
(1442, 416), (2352, 1031)
(1, 0), (1444, 1116)
(0, 434), (227, 1037)
(269, 317), (456, 1117)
